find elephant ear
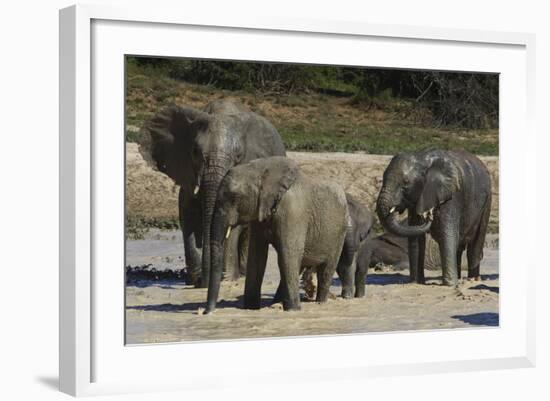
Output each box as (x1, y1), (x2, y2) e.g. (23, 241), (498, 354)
(416, 160), (460, 214)
(257, 158), (299, 222)
(138, 105), (210, 169)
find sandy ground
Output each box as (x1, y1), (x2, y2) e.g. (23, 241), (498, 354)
(125, 230), (499, 344)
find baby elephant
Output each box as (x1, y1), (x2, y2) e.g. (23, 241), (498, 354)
(300, 194), (374, 300)
(336, 194), (374, 298)
(205, 156), (348, 313)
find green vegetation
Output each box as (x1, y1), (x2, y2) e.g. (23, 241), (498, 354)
(125, 57), (498, 156)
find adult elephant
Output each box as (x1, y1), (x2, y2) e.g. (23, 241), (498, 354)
(205, 157), (348, 313)
(375, 149), (491, 286)
(138, 99), (286, 287)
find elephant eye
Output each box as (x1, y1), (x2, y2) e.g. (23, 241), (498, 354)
(234, 147), (244, 163)
(192, 146), (201, 160)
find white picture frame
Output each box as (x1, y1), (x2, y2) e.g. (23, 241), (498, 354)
(59, 3), (536, 397)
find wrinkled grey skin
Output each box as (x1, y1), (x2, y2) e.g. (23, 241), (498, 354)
(138, 99), (285, 287)
(376, 149), (492, 286)
(357, 233), (410, 272)
(205, 157), (348, 313)
(336, 194), (374, 298)
(357, 232), (462, 273)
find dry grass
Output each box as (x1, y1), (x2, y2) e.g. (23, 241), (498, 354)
(125, 69), (498, 155)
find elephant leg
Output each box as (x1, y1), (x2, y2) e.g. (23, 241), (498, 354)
(223, 225), (243, 281)
(466, 241), (483, 280)
(179, 188), (202, 285)
(316, 264), (333, 303)
(275, 245), (303, 311)
(408, 235), (426, 284)
(456, 245), (465, 280)
(407, 209), (426, 284)
(316, 254), (339, 303)
(272, 281), (285, 304)
(243, 224), (269, 310)
(438, 228), (460, 287)
(238, 225), (250, 277)
(467, 206), (490, 280)
(354, 247), (371, 298)
(437, 204), (462, 286)
(336, 224), (357, 299)
(302, 267), (317, 301)
(336, 251), (355, 299)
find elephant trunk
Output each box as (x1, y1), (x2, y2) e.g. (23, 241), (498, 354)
(205, 206), (228, 313)
(377, 189), (432, 238)
(199, 157), (231, 288)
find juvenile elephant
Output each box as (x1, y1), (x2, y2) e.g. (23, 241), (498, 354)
(139, 99), (285, 287)
(205, 157), (348, 313)
(287, 194), (374, 301)
(336, 194), (374, 298)
(376, 149), (492, 286)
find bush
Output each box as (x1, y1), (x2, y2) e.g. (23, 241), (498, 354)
(409, 72), (499, 129)
(126, 56), (499, 129)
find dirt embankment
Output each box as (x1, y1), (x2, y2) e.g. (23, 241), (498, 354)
(126, 143), (499, 231)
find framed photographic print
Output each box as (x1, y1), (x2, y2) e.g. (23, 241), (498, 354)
(59, 3), (536, 397)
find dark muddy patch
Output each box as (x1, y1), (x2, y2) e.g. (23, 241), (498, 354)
(126, 264), (189, 287)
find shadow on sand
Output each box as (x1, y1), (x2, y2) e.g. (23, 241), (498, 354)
(331, 273), (410, 287)
(127, 295), (277, 313)
(451, 312), (499, 326)
(470, 284), (499, 294)
(366, 273), (410, 285)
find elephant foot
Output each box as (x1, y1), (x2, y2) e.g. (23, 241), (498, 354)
(194, 279), (208, 289)
(282, 303), (301, 312)
(441, 279), (458, 287)
(243, 297), (261, 310)
(341, 290), (353, 299)
(186, 270), (201, 287)
(271, 298), (282, 306)
(272, 292), (283, 304)
(466, 275), (481, 281)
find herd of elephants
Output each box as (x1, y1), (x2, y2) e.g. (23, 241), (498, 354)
(137, 99), (492, 314)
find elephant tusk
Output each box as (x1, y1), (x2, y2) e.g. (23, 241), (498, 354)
(389, 207), (396, 214)
(225, 226), (232, 239)
(427, 208), (435, 221)
(420, 208), (435, 220)
(193, 185), (200, 195)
